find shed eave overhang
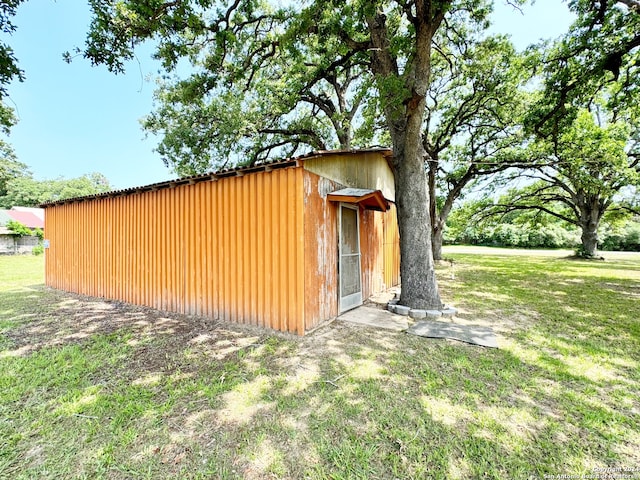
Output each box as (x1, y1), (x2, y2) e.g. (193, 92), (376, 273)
(327, 188), (390, 212)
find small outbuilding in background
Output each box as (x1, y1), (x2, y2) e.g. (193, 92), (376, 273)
(42, 148), (400, 335)
(0, 207), (45, 255)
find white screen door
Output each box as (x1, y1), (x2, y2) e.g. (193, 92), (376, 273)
(339, 204), (362, 313)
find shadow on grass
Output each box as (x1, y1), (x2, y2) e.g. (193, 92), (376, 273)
(1, 256), (639, 479)
(3, 317), (639, 479)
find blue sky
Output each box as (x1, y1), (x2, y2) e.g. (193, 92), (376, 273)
(5, 0), (575, 190)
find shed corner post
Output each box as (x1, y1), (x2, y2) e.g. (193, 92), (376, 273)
(297, 165), (306, 336)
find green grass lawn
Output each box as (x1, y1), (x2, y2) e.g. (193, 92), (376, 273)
(0, 251), (639, 479)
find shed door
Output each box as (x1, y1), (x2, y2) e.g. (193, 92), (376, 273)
(339, 204), (362, 313)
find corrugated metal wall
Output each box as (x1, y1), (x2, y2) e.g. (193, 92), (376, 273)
(45, 166), (306, 334)
(360, 209), (384, 300)
(302, 169), (400, 331)
(303, 150), (395, 202)
(383, 203), (401, 290)
(303, 171), (338, 331)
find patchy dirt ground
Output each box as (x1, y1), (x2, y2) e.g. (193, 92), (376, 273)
(3, 284), (407, 378)
(2, 253), (639, 479)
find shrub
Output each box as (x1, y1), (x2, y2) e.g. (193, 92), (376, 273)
(600, 221), (640, 251)
(5, 220), (33, 237)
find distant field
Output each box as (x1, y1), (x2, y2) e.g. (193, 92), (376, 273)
(1, 253), (639, 479)
(444, 244), (640, 260)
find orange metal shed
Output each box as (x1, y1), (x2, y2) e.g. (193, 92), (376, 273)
(42, 148), (400, 335)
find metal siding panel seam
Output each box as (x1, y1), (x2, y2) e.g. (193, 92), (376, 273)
(249, 174), (257, 325)
(295, 166), (305, 334)
(230, 178), (239, 322)
(240, 176), (248, 324)
(191, 184), (199, 315)
(187, 185), (195, 315)
(141, 194), (147, 307)
(216, 180), (224, 320)
(209, 181), (217, 318)
(256, 172), (265, 329)
(180, 186), (187, 314)
(167, 189), (174, 312)
(263, 171), (273, 330)
(237, 176), (246, 324)
(199, 183), (206, 316)
(243, 175), (252, 324)
(156, 191), (162, 308)
(167, 189), (175, 312)
(274, 170), (283, 332)
(223, 179), (231, 322)
(202, 182), (210, 317)
(134, 194), (140, 305)
(287, 168), (296, 332)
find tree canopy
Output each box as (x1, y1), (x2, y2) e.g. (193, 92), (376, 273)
(483, 0), (640, 257)
(0, 172), (112, 209)
(527, 0), (640, 138)
(0, 137), (27, 196)
(423, 26), (528, 259)
(0, 0), (24, 132)
(489, 106), (639, 257)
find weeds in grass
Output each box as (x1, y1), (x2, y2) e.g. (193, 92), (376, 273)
(0, 252), (639, 479)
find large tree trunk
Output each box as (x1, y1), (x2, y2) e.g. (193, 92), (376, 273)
(366, 7), (445, 310)
(392, 144), (443, 309)
(432, 223), (444, 261)
(580, 224), (598, 257)
(427, 157), (443, 261)
(577, 195), (604, 257)
(388, 59), (442, 309)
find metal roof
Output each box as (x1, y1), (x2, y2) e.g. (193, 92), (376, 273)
(4, 210), (44, 229)
(0, 209), (44, 229)
(327, 188), (391, 212)
(11, 206), (45, 221)
(40, 147), (392, 208)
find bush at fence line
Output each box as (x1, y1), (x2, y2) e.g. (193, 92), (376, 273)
(444, 223), (580, 250)
(599, 222), (640, 252)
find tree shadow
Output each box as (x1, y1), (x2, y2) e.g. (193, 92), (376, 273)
(2, 263), (639, 478)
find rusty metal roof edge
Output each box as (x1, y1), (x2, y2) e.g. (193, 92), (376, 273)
(40, 147), (392, 208)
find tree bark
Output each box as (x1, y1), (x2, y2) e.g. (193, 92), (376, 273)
(427, 157), (441, 260)
(580, 222), (599, 257)
(432, 223), (444, 261)
(393, 144), (443, 309)
(577, 194), (604, 257)
(366, 7), (445, 310)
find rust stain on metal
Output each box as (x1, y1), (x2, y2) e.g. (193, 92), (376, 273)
(44, 150), (399, 335)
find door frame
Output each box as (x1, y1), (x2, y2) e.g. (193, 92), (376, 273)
(338, 203), (363, 313)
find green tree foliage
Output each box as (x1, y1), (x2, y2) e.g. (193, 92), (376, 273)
(0, 0), (25, 132)
(75, 1), (381, 176)
(142, 37), (378, 175)
(424, 28), (528, 259)
(487, 108), (640, 257)
(492, 0), (640, 258)
(446, 199), (640, 252)
(527, 0), (640, 138)
(445, 199), (581, 249)
(600, 218), (640, 251)
(0, 1), (24, 92)
(5, 218), (32, 236)
(79, 0), (500, 309)
(0, 136), (28, 196)
(0, 172), (112, 208)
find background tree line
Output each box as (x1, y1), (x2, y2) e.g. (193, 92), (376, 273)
(444, 198), (640, 252)
(69, 0), (639, 261)
(1, 1), (640, 309)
